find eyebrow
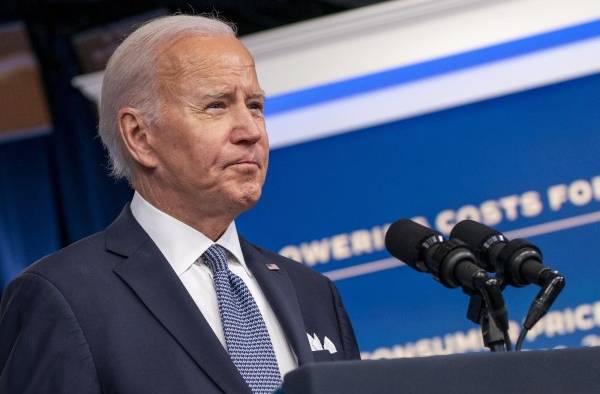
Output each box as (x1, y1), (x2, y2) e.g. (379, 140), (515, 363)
(204, 89), (266, 100)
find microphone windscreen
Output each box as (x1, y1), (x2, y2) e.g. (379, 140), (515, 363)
(385, 219), (440, 265)
(450, 220), (500, 252)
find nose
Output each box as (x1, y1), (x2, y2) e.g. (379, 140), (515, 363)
(230, 104), (264, 146)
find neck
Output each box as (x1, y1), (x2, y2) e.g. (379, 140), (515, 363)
(134, 182), (236, 242)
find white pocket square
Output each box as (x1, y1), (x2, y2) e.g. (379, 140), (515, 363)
(306, 333), (337, 354)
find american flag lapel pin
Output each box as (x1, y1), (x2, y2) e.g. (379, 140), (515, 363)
(265, 263), (280, 271)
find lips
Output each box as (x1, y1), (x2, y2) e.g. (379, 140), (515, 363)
(226, 159), (261, 169)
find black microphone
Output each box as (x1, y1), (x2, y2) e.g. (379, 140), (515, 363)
(450, 220), (565, 350)
(450, 220), (563, 288)
(385, 219), (511, 351)
(385, 219), (488, 291)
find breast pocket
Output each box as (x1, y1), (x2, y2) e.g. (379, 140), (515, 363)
(311, 350), (335, 362)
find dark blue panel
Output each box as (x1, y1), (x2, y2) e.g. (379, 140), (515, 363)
(0, 137), (60, 288)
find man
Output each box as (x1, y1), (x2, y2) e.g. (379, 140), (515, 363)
(0, 14), (360, 394)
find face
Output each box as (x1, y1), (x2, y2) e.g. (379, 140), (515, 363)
(147, 35), (269, 217)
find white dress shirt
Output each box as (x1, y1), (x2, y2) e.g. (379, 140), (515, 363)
(130, 192), (298, 377)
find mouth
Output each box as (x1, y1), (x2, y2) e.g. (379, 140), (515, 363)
(227, 160), (261, 169)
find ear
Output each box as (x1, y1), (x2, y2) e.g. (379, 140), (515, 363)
(117, 107), (159, 170)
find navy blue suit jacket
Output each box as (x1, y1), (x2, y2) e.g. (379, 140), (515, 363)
(0, 206), (360, 393)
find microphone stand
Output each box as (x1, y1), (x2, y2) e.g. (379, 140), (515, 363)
(466, 274), (511, 352)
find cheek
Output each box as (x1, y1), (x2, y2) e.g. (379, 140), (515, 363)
(153, 114), (189, 150)
(259, 128), (269, 158)
(163, 122), (221, 165)
(186, 144), (221, 175)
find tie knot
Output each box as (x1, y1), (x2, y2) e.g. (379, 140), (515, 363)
(202, 244), (229, 273)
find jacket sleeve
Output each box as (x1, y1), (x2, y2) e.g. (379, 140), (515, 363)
(0, 272), (102, 394)
(328, 280), (361, 360)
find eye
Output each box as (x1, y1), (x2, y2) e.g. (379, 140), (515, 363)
(247, 101), (264, 114)
(205, 101), (226, 110)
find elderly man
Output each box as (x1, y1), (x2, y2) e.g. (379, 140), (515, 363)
(0, 15), (359, 394)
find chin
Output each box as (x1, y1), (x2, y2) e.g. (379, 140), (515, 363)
(231, 184), (262, 212)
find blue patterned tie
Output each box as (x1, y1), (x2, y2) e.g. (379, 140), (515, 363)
(202, 244), (282, 394)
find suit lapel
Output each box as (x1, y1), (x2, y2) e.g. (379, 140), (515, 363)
(240, 238), (314, 366)
(107, 206), (251, 394)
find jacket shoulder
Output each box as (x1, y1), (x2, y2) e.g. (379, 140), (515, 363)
(23, 230), (114, 283)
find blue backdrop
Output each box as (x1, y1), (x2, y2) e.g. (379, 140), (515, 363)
(238, 72), (600, 356)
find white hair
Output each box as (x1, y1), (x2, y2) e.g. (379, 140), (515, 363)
(98, 14), (236, 182)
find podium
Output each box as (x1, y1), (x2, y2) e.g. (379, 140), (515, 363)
(282, 347), (600, 394)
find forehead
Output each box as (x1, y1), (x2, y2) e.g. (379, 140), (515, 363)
(156, 35), (258, 87)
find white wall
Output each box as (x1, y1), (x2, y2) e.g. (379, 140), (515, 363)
(72, 0), (600, 148)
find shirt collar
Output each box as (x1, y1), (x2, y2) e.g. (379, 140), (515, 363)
(130, 191), (251, 277)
